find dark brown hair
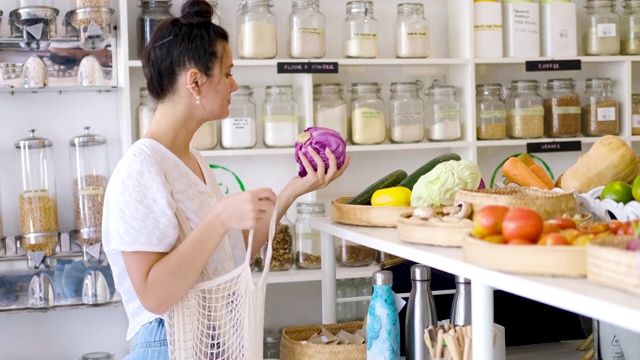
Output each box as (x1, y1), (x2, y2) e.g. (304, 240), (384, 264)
(141, 0), (229, 101)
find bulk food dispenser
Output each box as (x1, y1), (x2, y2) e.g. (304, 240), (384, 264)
(69, 127), (110, 305)
(14, 129), (60, 308)
(9, 1), (60, 50)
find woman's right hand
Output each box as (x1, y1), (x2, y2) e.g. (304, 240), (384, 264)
(209, 188), (276, 231)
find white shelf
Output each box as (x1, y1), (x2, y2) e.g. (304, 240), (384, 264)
(251, 264), (378, 284)
(128, 58), (469, 69)
(475, 137), (601, 148)
(474, 55), (640, 64)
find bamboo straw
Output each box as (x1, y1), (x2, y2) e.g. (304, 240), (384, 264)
(436, 329), (444, 358)
(424, 328), (435, 357)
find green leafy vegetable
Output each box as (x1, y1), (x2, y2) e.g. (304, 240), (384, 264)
(410, 160), (482, 207)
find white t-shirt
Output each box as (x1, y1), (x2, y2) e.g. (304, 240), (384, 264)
(102, 139), (246, 340)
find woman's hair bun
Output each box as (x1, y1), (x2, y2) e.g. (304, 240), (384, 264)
(179, 0), (214, 24)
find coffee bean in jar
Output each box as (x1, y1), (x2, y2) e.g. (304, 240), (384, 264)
(543, 79), (581, 138)
(504, 80), (545, 139)
(581, 78), (619, 136)
(336, 238), (374, 267)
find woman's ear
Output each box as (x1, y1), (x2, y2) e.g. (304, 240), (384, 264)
(185, 69), (202, 97)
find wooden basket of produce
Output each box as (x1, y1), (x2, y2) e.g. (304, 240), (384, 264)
(397, 205), (473, 247)
(331, 196), (413, 227)
(586, 235), (640, 296)
(280, 321), (366, 360)
(454, 187), (576, 220)
(463, 235), (586, 277)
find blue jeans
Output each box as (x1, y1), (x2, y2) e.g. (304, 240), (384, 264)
(124, 318), (169, 360)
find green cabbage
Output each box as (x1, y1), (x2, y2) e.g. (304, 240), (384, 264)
(410, 160), (482, 207)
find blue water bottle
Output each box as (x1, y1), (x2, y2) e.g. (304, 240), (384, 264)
(367, 270), (401, 360)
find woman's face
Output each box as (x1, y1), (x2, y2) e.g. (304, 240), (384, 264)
(199, 43), (238, 120)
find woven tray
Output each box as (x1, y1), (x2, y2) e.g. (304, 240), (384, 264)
(587, 235), (640, 296)
(397, 212), (472, 247)
(331, 197), (413, 227)
(463, 236), (586, 277)
(280, 321), (366, 360)
(454, 187), (576, 220)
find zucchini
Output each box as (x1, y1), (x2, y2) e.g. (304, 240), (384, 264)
(347, 170), (408, 205)
(398, 153), (462, 190)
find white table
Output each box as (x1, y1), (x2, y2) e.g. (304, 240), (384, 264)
(311, 217), (640, 360)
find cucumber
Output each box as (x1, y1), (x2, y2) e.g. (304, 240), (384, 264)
(347, 170), (408, 205)
(398, 153), (462, 190)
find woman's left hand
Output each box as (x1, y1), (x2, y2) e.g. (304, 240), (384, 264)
(286, 147), (350, 197)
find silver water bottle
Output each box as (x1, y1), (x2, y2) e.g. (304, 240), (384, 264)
(406, 264), (438, 360)
(450, 276), (472, 326)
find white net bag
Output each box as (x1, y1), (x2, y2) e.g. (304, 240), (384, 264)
(165, 202), (276, 360)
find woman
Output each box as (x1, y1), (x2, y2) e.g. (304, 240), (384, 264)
(102, 1), (349, 358)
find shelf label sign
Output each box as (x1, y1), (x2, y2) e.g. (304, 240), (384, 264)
(525, 60), (581, 72)
(526, 140), (582, 153)
(277, 62), (339, 74)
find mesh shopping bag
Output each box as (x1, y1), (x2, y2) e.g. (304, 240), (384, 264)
(165, 203), (276, 360)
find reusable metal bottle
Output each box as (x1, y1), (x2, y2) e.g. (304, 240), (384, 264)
(450, 276), (472, 326)
(406, 264), (438, 360)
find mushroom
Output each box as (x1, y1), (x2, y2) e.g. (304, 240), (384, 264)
(452, 201), (472, 219)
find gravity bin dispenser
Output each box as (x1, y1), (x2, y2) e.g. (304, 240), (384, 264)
(0, 0), (117, 90)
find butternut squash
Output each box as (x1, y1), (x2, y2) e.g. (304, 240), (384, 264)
(558, 135), (639, 193)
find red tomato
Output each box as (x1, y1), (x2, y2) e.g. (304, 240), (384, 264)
(507, 239), (535, 245)
(502, 207), (544, 241)
(617, 224), (630, 235)
(537, 233), (570, 246)
(483, 234), (506, 244)
(472, 205), (510, 237)
(542, 222), (560, 235)
(608, 220), (623, 234)
(555, 217), (577, 230)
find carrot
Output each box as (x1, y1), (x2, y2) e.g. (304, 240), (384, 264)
(528, 164), (555, 190)
(501, 157), (549, 189)
(517, 153), (536, 167)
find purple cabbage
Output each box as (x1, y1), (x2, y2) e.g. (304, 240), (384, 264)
(294, 127), (346, 177)
(478, 178), (486, 190)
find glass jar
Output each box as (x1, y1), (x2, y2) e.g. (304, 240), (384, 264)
(344, 1), (378, 58)
(257, 216), (294, 271)
(475, 83), (506, 140)
(206, 0), (222, 25)
(376, 251), (399, 264)
(237, 0), (277, 59)
(425, 85), (461, 141)
(581, 78), (619, 136)
(262, 85), (299, 148)
(294, 202), (325, 269)
(337, 279), (358, 322)
(191, 121), (218, 150)
(69, 7), (115, 51)
(355, 277), (372, 320)
(350, 82), (386, 145)
(632, 93), (640, 135)
(504, 80), (545, 139)
(336, 238), (374, 267)
(15, 129), (60, 258)
(69, 127), (109, 247)
(263, 331), (280, 360)
(289, 0), (326, 59)
(137, 87), (156, 139)
(137, 0), (173, 57)
(543, 78), (581, 138)
(395, 3), (429, 58)
(583, 0), (620, 55)
(621, 0), (640, 54)
(313, 83), (348, 140)
(389, 81), (425, 143)
(222, 85), (257, 149)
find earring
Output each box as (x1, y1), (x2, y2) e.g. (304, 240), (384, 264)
(195, 95), (201, 104)
(186, 83), (197, 89)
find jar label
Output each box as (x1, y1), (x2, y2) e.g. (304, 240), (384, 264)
(405, 31), (428, 39)
(79, 186), (104, 196)
(226, 117), (253, 130)
(393, 111), (424, 121)
(436, 109), (460, 118)
(553, 106), (581, 115)
(23, 189), (49, 198)
(263, 115), (297, 123)
(509, 107), (544, 117)
(357, 109), (384, 120)
(597, 107), (616, 121)
(556, 28), (570, 40)
(633, 114), (640, 127)
(597, 23), (617, 38)
(299, 27), (325, 36)
(474, 24), (502, 32)
(354, 33), (377, 40)
(479, 110), (506, 119)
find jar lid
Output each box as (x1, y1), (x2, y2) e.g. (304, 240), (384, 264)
(139, 0), (172, 4)
(475, 83), (502, 91)
(81, 352), (114, 360)
(296, 201), (325, 214)
(373, 270), (393, 286)
(70, 126), (107, 147)
(15, 129), (52, 149)
(543, 78), (575, 88)
(314, 83), (341, 89)
(10, 7), (59, 22)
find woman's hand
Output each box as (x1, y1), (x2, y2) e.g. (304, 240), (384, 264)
(207, 188), (276, 231)
(285, 147), (350, 198)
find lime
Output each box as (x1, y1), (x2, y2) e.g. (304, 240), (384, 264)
(632, 175), (640, 202)
(601, 181), (634, 204)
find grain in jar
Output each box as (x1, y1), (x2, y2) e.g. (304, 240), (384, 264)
(632, 94), (640, 135)
(475, 83), (506, 140)
(581, 78), (619, 136)
(336, 239), (375, 267)
(505, 80), (544, 139)
(543, 79), (581, 138)
(256, 217), (294, 271)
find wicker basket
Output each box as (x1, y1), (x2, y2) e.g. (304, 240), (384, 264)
(586, 235), (640, 296)
(454, 187), (576, 220)
(331, 197), (413, 227)
(280, 321), (366, 360)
